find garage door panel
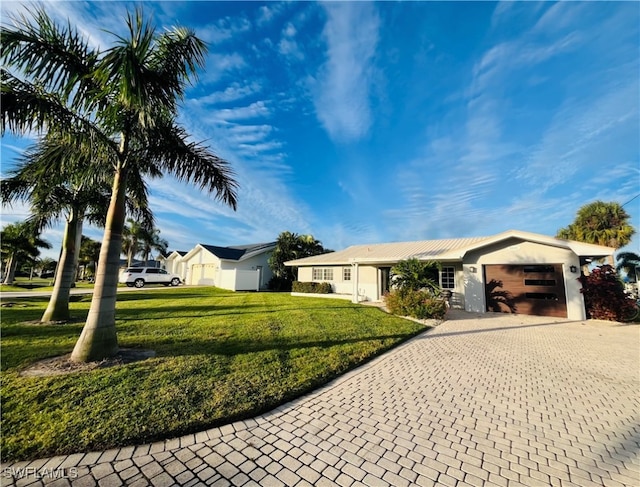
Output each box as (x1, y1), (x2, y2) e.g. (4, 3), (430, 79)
(484, 264), (567, 318)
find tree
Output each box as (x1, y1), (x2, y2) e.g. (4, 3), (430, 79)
(2, 8), (238, 361)
(390, 258), (441, 294)
(140, 226), (169, 264)
(1, 133), (152, 322)
(1, 221), (51, 284)
(578, 265), (636, 321)
(122, 218), (145, 267)
(36, 257), (57, 276)
(556, 201), (636, 249)
(79, 236), (102, 279)
(268, 231), (331, 290)
(616, 252), (640, 283)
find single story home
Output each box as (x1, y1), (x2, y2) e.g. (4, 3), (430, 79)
(178, 242), (276, 291)
(165, 250), (188, 280)
(285, 230), (615, 320)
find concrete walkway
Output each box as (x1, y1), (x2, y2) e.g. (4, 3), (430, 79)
(3, 311), (639, 487)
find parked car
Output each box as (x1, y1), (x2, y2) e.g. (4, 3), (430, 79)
(118, 267), (181, 288)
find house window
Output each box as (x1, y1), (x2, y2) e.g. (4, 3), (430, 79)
(441, 266), (455, 289)
(343, 267), (351, 281)
(312, 268), (334, 281)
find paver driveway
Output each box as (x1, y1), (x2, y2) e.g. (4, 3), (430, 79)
(3, 311), (639, 487)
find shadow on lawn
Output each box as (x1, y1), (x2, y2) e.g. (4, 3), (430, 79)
(145, 331), (426, 358)
(115, 304), (361, 320)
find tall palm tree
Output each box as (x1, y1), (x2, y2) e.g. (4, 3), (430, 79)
(557, 201), (636, 249)
(140, 226), (169, 265)
(122, 218), (145, 267)
(2, 8), (238, 361)
(1, 133), (152, 322)
(78, 236), (102, 280)
(1, 221), (51, 285)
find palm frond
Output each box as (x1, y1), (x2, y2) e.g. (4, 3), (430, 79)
(142, 124), (238, 209)
(1, 7), (101, 110)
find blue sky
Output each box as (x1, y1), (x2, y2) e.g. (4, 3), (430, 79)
(1, 1), (639, 260)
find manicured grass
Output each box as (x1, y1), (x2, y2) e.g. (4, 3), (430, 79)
(0, 287), (426, 461)
(0, 277), (96, 292)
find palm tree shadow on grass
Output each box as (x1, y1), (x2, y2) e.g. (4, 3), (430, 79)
(486, 279), (517, 313)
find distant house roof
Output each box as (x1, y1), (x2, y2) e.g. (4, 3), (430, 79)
(184, 242), (276, 262)
(285, 230), (615, 266)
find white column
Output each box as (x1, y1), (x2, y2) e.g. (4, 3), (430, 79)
(352, 262), (359, 303)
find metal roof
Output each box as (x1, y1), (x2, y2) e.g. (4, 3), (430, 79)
(285, 230), (616, 266)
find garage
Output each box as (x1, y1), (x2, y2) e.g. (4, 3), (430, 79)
(484, 264), (567, 318)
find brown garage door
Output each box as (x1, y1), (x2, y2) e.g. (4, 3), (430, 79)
(484, 264), (567, 318)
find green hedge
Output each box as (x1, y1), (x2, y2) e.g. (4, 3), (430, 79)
(292, 281), (332, 294)
(384, 289), (447, 320)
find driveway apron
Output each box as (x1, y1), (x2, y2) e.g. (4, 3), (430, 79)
(2, 311), (639, 486)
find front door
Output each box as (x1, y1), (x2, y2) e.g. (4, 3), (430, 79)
(380, 267), (391, 298)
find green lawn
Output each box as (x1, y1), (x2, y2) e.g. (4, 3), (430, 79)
(0, 277), (96, 292)
(0, 287), (427, 461)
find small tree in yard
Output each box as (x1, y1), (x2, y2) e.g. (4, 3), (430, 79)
(578, 265), (636, 322)
(385, 259), (446, 320)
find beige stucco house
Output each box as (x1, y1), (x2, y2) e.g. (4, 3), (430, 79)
(285, 230), (615, 320)
(174, 242), (275, 291)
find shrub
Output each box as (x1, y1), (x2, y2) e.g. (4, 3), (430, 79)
(578, 265), (637, 321)
(268, 276), (293, 291)
(384, 289), (447, 320)
(292, 281), (332, 294)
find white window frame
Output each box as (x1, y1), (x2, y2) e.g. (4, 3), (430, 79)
(312, 267), (334, 281)
(343, 267), (351, 281)
(441, 266), (455, 289)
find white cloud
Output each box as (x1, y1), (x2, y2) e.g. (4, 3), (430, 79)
(195, 82), (263, 105)
(212, 101), (271, 122)
(198, 16), (251, 45)
(311, 2), (380, 142)
(199, 53), (247, 84)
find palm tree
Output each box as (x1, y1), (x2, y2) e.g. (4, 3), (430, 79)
(140, 226), (169, 265)
(1, 221), (51, 285)
(616, 252), (640, 283)
(2, 8), (238, 361)
(557, 201), (636, 249)
(79, 236), (102, 280)
(268, 231), (330, 289)
(390, 258), (441, 295)
(1, 133), (152, 322)
(122, 218), (145, 267)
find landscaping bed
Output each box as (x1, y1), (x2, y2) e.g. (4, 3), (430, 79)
(0, 287), (426, 461)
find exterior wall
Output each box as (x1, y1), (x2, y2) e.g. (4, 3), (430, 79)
(166, 256), (188, 281)
(219, 269), (260, 291)
(298, 263), (465, 304)
(219, 252), (273, 289)
(300, 265), (357, 295)
(298, 267), (313, 281)
(463, 239), (585, 320)
(183, 248), (221, 286)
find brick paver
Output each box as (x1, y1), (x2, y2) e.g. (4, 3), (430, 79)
(2, 311), (639, 486)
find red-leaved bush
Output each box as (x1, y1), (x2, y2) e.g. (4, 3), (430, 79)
(578, 265), (636, 321)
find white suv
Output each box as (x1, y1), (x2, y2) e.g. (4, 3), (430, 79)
(119, 267), (182, 288)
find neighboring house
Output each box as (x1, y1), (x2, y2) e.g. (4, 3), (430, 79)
(285, 230), (615, 320)
(165, 250), (188, 281)
(179, 242), (276, 290)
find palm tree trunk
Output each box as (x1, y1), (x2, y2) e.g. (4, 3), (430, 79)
(41, 210), (83, 322)
(2, 254), (17, 285)
(71, 167), (127, 362)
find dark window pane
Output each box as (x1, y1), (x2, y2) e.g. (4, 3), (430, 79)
(524, 279), (556, 286)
